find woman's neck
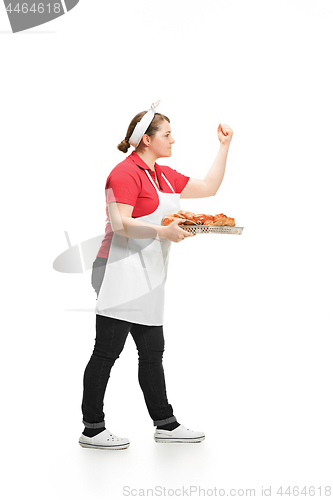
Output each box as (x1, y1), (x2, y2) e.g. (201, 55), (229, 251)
(135, 150), (157, 171)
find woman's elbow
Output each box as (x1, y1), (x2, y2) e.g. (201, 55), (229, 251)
(204, 183), (218, 197)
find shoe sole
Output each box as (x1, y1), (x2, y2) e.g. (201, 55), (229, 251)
(154, 436), (205, 443)
(79, 441), (130, 450)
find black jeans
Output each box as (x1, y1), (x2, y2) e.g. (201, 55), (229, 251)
(81, 314), (176, 428)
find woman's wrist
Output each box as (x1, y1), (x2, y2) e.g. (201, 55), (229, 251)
(218, 141), (230, 152)
(156, 225), (167, 239)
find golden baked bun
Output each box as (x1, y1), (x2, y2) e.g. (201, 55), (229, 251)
(173, 212), (187, 219)
(212, 216), (235, 226)
(212, 216), (228, 226)
(225, 217), (236, 226)
(202, 216), (215, 225)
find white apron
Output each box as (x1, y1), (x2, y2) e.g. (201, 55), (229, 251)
(95, 169), (180, 325)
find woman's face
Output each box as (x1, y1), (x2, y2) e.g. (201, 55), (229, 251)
(147, 120), (175, 158)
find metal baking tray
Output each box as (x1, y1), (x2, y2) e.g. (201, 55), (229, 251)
(180, 224), (244, 235)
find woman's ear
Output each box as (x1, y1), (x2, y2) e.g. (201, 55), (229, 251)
(141, 134), (150, 147)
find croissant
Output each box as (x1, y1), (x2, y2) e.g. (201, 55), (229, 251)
(182, 219), (197, 225)
(161, 214), (195, 226)
(161, 216), (177, 226)
(172, 212), (187, 219)
(213, 213), (226, 220)
(192, 214), (211, 225)
(178, 210), (196, 220)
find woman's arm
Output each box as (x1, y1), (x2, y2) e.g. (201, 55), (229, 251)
(180, 123), (233, 199)
(108, 202), (195, 242)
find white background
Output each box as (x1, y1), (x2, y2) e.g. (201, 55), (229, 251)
(1, 1), (333, 499)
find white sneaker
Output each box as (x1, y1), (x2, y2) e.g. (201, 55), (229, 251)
(154, 424), (205, 443)
(79, 429), (130, 450)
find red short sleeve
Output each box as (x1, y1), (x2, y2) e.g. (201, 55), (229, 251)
(160, 165), (190, 193)
(105, 166), (141, 207)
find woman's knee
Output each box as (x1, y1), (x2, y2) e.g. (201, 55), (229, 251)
(93, 315), (129, 360)
(132, 324), (165, 362)
(92, 342), (123, 362)
(138, 343), (165, 365)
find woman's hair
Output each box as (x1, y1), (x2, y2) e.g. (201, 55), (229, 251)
(117, 111), (170, 153)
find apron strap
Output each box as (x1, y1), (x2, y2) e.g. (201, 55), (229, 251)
(145, 169), (176, 194)
(161, 172), (176, 193)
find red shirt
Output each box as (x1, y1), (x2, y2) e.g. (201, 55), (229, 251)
(97, 151), (190, 258)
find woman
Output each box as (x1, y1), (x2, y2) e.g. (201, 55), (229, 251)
(79, 101), (233, 450)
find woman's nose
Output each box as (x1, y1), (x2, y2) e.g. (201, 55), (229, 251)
(170, 136), (175, 144)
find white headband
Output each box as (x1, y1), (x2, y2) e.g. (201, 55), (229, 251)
(128, 100), (161, 148)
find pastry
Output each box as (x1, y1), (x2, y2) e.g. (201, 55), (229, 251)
(162, 211), (236, 227)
